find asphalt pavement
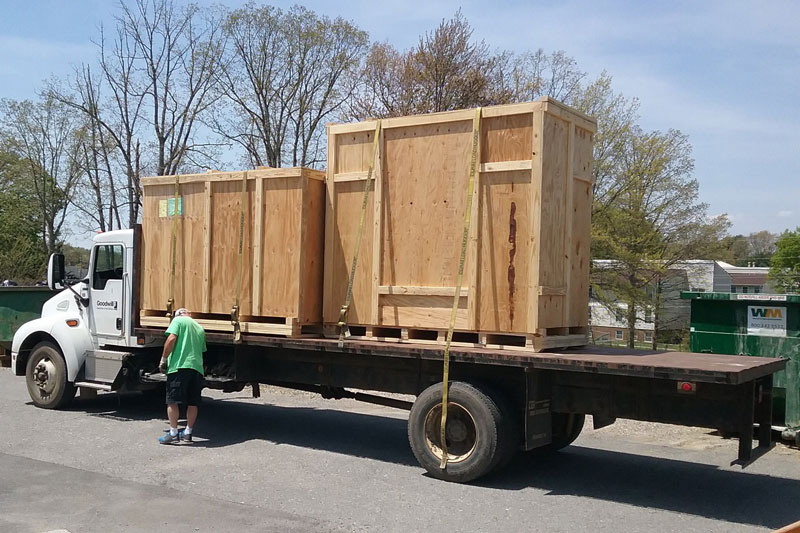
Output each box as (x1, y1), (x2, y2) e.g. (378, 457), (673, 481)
(2, 367), (800, 532)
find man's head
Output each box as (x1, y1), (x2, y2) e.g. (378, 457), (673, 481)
(174, 308), (191, 318)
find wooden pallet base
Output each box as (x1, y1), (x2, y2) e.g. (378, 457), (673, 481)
(322, 325), (588, 352)
(139, 310), (320, 338)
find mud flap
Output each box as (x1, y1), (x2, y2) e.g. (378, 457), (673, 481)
(524, 370), (552, 450)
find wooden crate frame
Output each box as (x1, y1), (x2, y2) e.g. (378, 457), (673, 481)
(323, 97), (596, 349)
(140, 167), (325, 336)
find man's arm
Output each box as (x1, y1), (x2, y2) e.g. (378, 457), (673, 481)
(160, 334), (178, 371)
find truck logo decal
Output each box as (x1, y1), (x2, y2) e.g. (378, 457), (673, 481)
(96, 300), (118, 310)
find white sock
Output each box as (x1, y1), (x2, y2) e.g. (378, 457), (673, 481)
(184, 427), (192, 435)
(170, 428), (178, 436)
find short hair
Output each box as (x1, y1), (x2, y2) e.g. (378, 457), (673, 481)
(174, 308), (190, 317)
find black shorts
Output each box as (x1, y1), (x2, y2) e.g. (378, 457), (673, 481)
(165, 368), (204, 406)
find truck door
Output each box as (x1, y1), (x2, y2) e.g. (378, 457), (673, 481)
(89, 243), (126, 339)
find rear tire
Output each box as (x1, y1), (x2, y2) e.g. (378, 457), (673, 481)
(25, 341), (76, 409)
(408, 382), (512, 483)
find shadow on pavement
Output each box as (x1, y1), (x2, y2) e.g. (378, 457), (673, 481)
(54, 391), (417, 466)
(479, 445), (800, 529)
(53, 391), (800, 528)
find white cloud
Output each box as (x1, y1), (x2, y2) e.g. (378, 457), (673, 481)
(778, 210), (794, 218)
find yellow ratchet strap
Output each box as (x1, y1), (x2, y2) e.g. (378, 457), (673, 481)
(440, 107), (481, 469)
(166, 174), (180, 318)
(337, 120), (382, 347)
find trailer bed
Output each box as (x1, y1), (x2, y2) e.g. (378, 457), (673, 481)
(136, 328), (785, 385)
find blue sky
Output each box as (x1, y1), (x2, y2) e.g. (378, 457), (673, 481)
(1, 0), (798, 243)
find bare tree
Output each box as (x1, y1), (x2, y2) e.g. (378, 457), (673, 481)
(501, 49), (586, 103)
(53, 0), (224, 228)
(213, 3), (367, 168)
(0, 95), (81, 254)
(350, 11), (502, 120)
(118, 0), (225, 176)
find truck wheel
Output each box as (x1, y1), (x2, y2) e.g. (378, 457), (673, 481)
(533, 413), (585, 453)
(25, 341), (76, 409)
(408, 382), (512, 483)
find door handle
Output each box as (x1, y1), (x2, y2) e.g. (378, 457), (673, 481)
(116, 317), (122, 331)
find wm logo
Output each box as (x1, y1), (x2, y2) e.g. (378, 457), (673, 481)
(750, 307), (783, 319)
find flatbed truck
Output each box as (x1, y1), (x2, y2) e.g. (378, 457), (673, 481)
(10, 228), (786, 482)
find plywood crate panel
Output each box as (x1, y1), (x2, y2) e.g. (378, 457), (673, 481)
(324, 97), (596, 349)
(140, 167), (325, 336)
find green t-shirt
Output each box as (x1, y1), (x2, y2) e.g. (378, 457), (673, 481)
(165, 316), (207, 374)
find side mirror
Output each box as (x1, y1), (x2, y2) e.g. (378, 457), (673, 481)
(47, 253), (66, 290)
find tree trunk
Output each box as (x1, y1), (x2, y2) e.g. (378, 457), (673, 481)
(627, 299), (636, 349)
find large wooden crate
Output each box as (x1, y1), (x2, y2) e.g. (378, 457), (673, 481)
(323, 97), (596, 350)
(140, 167), (325, 336)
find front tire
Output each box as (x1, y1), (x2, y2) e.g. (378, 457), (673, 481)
(408, 382), (513, 483)
(25, 341), (76, 409)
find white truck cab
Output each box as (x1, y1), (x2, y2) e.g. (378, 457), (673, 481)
(11, 229), (145, 408)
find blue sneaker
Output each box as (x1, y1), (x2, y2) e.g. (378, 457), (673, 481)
(178, 429), (193, 443)
(159, 431), (180, 444)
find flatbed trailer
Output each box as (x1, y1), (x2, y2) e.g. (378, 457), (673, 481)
(135, 327), (783, 479)
(10, 228), (787, 483)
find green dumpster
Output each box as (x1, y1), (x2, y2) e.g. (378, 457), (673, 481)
(682, 291), (800, 432)
(0, 287), (54, 356)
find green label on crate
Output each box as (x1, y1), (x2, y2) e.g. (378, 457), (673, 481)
(159, 197), (183, 217)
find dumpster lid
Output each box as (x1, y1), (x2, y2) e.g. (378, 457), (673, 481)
(680, 291), (800, 303)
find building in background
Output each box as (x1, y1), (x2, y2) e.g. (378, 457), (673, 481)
(590, 260), (774, 345)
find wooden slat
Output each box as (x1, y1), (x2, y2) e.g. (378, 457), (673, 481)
(466, 111), (482, 328)
(527, 109), (546, 333)
(202, 181), (212, 313)
(538, 286), (566, 296)
(323, 124), (337, 323)
(371, 127), (384, 324)
(540, 97), (597, 133)
(333, 171), (369, 182)
(140, 314), (296, 336)
(142, 167), (312, 186)
(378, 286), (469, 297)
(563, 122), (575, 324)
(252, 177), (264, 315)
(479, 160), (533, 173)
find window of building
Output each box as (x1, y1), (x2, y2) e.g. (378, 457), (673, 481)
(731, 286), (737, 293)
(690, 287), (706, 293)
(644, 332), (653, 342)
(754, 287), (761, 294)
(615, 308), (626, 323)
(742, 286), (749, 294)
(644, 308), (653, 323)
(615, 330), (624, 340)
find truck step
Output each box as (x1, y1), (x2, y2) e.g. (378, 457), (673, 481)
(74, 381), (113, 391)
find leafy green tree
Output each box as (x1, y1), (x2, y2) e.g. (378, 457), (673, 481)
(0, 150), (47, 283)
(769, 229), (800, 293)
(591, 126), (730, 348)
(0, 95), (81, 254)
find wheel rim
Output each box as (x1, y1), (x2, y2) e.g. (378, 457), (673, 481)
(32, 356), (58, 399)
(423, 402), (478, 463)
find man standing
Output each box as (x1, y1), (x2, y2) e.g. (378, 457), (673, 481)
(158, 308), (207, 444)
